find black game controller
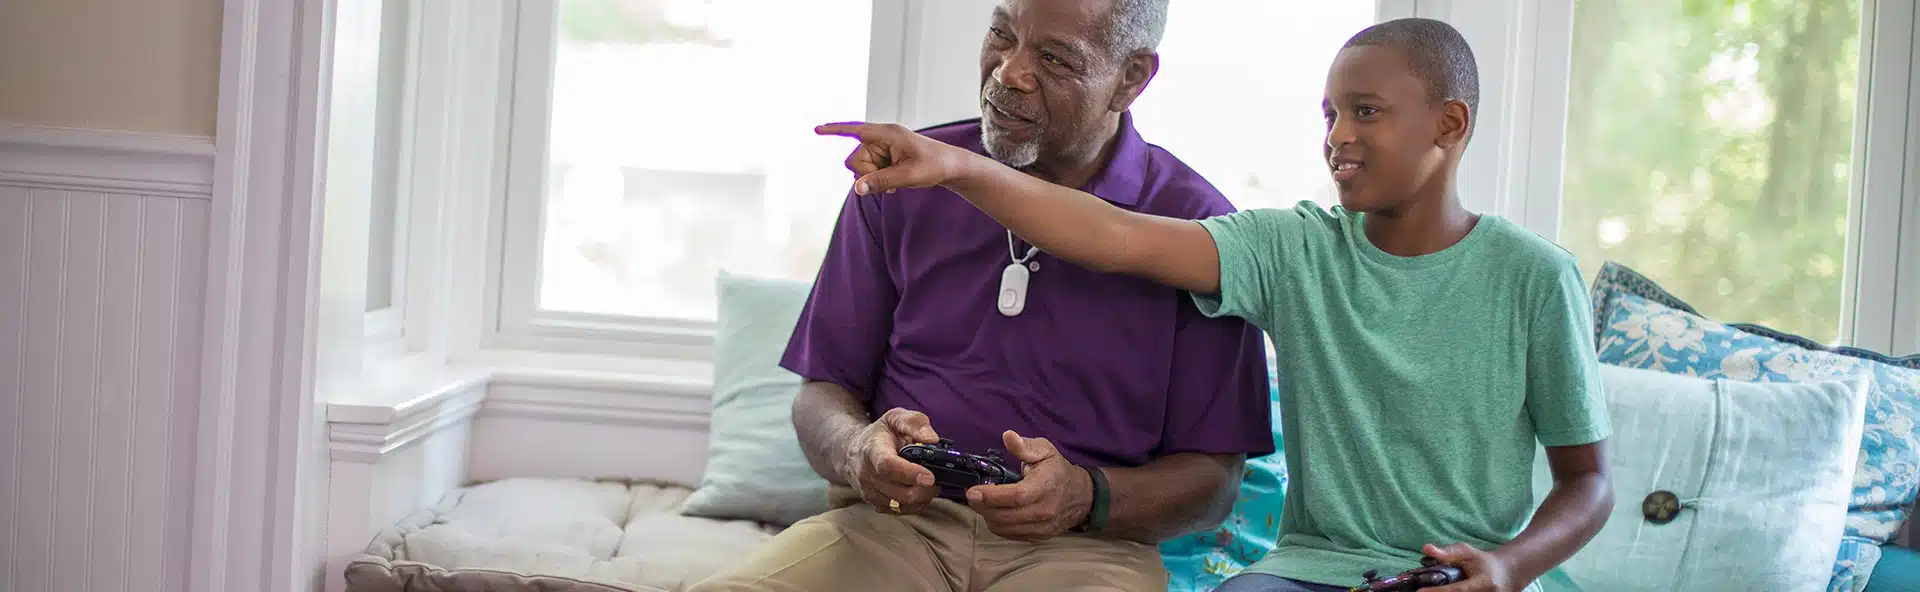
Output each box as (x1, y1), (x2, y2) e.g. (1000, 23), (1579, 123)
(897, 438), (1023, 490)
(1348, 556), (1465, 591)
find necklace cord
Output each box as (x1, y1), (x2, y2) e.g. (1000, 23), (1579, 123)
(1007, 230), (1040, 264)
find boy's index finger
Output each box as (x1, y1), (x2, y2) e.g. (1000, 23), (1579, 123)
(814, 121), (874, 139)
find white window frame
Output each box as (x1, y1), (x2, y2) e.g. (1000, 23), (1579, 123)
(403, 0), (513, 366)
(363, 0), (420, 353)
(1851, 0), (1920, 355)
(331, 0), (516, 375)
(484, 0), (980, 361)
(490, 0), (700, 361)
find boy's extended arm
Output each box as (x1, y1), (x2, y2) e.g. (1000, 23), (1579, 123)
(816, 122), (1223, 295)
(944, 154), (1223, 295)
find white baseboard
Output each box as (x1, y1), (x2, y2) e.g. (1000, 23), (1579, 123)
(0, 123), (216, 199)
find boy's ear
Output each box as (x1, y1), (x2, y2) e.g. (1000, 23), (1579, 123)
(1108, 52), (1161, 112)
(1436, 98), (1471, 150)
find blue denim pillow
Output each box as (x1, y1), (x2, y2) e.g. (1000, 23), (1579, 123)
(1160, 371), (1289, 592)
(1591, 261), (1920, 592)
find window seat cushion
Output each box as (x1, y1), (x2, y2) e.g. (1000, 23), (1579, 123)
(344, 477), (781, 592)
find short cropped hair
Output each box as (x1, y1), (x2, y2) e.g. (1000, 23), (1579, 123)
(1101, 0), (1169, 60)
(1343, 17), (1480, 122)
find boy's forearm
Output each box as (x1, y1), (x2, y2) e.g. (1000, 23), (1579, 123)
(1492, 471), (1611, 584)
(943, 153), (1138, 275)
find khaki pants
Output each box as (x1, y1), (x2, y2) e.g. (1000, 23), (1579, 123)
(688, 486), (1168, 592)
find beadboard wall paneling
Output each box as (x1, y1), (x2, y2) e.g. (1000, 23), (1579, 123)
(0, 185), (209, 592)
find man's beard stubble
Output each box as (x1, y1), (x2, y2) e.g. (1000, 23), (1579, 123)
(982, 121), (1040, 169)
(981, 83), (1041, 168)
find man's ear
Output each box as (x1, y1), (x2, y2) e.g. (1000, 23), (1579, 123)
(1107, 52), (1160, 112)
(1436, 98), (1471, 150)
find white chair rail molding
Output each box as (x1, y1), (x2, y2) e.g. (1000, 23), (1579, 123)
(2, 0), (1919, 591)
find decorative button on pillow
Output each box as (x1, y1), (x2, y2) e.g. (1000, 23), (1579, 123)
(1532, 364), (1869, 591)
(1591, 261), (1920, 591)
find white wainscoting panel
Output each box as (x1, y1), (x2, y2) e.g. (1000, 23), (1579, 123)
(0, 186), (209, 592)
(470, 372), (715, 488)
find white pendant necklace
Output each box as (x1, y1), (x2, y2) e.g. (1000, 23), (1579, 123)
(998, 230), (1041, 317)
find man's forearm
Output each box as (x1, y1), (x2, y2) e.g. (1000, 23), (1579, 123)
(790, 381), (871, 485)
(944, 153), (1139, 275)
(1492, 471), (1611, 584)
(1080, 453), (1244, 544)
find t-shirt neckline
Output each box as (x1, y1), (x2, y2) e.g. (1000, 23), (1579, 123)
(1341, 207), (1496, 269)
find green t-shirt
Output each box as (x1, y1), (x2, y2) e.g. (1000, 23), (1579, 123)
(1192, 201), (1610, 587)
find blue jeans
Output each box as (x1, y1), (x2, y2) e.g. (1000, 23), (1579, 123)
(1212, 573), (1351, 592)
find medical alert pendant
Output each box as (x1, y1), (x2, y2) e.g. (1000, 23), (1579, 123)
(998, 262), (1030, 317)
(1001, 230), (1040, 317)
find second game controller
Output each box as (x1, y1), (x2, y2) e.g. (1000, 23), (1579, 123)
(1349, 556), (1466, 591)
(898, 438), (1024, 490)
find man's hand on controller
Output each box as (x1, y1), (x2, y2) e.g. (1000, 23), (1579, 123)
(1421, 542), (1518, 592)
(965, 430), (1093, 542)
(842, 407), (942, 515)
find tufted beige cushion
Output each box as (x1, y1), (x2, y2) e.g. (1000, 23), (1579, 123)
(346, 478), (781, 592)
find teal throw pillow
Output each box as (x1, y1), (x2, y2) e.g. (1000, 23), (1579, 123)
(680, 272), (830, 526)
(1866, 546), (1920, 592)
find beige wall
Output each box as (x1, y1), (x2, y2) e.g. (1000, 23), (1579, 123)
(0, 0), (223, 137)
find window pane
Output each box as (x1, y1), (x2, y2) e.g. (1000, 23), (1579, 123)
(365, 0), (410, 312)
(1128, 2), (1378, 211)
(1558, 0), (1862, 343)
(536, 0), (871, 320)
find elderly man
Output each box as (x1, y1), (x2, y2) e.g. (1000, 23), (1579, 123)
(687, 1), (1272, 590)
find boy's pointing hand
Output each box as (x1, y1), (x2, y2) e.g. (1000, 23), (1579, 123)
(816, 122), (977, 197)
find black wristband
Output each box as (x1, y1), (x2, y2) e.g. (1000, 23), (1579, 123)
(1072, 465), (1110, 533)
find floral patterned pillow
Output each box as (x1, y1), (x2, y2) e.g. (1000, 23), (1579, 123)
(1159, 389), (1289, 592)
(1591, 261), (1920, 592)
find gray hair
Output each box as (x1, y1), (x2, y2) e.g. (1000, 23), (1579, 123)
(1101, 0), (1169, 60)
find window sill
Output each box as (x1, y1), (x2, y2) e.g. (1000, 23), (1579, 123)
(325, 347), (718, 463)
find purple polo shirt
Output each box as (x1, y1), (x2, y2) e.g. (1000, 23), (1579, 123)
(780, 113), (1274, 473)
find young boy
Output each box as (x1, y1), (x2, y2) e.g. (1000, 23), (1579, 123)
(814, 17), (1612, 592)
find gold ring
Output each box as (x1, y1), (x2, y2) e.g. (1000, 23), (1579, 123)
(888, 498), (901, 513)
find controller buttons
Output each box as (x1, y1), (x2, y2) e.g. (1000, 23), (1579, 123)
(1642, 490), (1682, 524)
